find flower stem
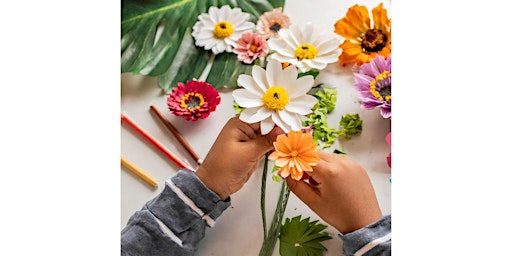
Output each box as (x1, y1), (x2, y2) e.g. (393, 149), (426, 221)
(261, 152), (269, 240)
(259, 181), (290, 256)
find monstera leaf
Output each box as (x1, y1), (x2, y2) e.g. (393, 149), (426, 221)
(121, 0), (285, 93)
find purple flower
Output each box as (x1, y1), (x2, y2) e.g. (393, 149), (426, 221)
(353, 55), (391, 118)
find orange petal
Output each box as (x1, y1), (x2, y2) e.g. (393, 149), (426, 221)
(279, 165), (290, 178)
(339, 40), (362, 65)
(268, 151), (279, 160)
(334, 5), (370, 40)
(288, 131), (302, 150)
(371, 3), (390, 32)
(290, 168), (303, 181)
(275, 157), (290, 167)
(275, 134), (291, 153)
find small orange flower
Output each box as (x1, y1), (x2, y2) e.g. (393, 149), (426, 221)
(268, 131), (320, 181)
(334, 2), (391, 66)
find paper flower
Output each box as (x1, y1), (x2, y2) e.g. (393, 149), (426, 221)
(232, 59), (317, 135)
(256, 7), (291, 39)
(233, 32), (268, 64)
(386, 132), (391, 168)
(269, 131), (320, 181)
(192, 5), (255, 55)
(353, 54), (391, 118)
(167, 80), (221, 121)
(267, 23), (341, 73)
(334, 2), (391, 66)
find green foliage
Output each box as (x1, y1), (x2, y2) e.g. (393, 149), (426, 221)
(313, 88), (337, 113)
(121, 0), (285, 93)
(339, 113), (363, 140)
(279, 215), (332, 256)
(303, 107), (341, 149)
(333, 146), (347, 155)
(233, 101), (244, 115)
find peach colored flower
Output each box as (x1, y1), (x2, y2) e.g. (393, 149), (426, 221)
(256, 7), (291, 39)
(268, 131), (320, 181)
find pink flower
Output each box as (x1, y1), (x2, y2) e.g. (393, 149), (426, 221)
(386, 132), (391, 168)
(233, 32), (268, 64)
(256, 7), (291, 39)
(167, 80), (221, 121)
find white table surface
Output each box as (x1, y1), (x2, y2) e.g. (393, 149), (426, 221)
(121, 0), (391, 255)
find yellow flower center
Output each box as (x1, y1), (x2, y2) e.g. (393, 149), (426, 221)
(290, 150), (299, 157)
(180, 92), (205, 112)
(370, 71), (391, 102)
(294, 44), (317, 61)
(249, 44), (258, 52)
(281, 62), (292, 69)
(361, 29), (388, 52)
(213, 21), (234, 38)
(262, 86), (289, 110)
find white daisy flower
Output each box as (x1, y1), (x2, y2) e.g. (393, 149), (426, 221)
(267, 22), (341, 72)
(232, 59), (318, 135)
(192, 5), (255, 55)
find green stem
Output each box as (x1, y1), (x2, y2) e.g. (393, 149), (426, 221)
(261, 153), (269, 240)
(259, 181), (290, 256)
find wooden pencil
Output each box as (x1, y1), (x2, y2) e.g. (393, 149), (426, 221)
(149, 105), (202, 165)
(121, 156), (158, 188)
(121, 113), (195, 171)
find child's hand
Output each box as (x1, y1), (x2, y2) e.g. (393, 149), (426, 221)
(286, 151), (383, 234)
(195, 117), (284, 200)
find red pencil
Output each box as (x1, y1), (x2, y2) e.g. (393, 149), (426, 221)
(121, 113), (195, 171)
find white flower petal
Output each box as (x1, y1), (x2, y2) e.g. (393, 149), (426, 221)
(285, 95), (317, 114)
(218, 5), (230, 20)
(240, 107), (272, 123)
(276, 110), (302, 131)
(260, 116), (275, 135)
(237, 74), (265, 96)
(208, 6), (220, 21)
(195, 29), (214, 40)
(265, 59), (282, 86)
(315, 39), (340, 55)
(233, 89), (263, 108)
(301, 23), (315, 43)
(287, 75), (314, 98)
(271, 112), (292, 134)
(251, 65), (270, 91)
(276, 65), (298, 88)
(267, 38), (295, 57)
(279, 28), (300, 49)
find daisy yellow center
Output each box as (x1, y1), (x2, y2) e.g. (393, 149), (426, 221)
(180, 92), (205, 112)
(370, 71), (391, 102)
(294, 44), (317, 61)
(361, 29), (388, 52)
(262, 86), (289, 110)
(213, 21), (234, 38)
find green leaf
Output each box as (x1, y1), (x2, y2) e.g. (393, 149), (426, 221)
(279, 215), (332, 256)
(339, 113), (363, 140)
(121, 0), (285, 93)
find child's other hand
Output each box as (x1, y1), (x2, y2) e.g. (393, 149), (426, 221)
(286, 151), (382, 234)
(195, 117), (283, 200)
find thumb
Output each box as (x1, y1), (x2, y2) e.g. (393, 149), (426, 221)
(251, 125), (285, 155)
(285, 176), (320, 207)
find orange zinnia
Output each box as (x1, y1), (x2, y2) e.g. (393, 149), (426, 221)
(268, 131), (320, 181)
(334, 2), (391, 66)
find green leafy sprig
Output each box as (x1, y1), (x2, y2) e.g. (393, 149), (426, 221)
(339, 113), (363, 140)
(279, 215), (333, 256)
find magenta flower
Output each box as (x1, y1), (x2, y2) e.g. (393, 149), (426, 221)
(167, 80), (221, 121)
(233, 32), (268, 64)
(353, 55), (391, 118)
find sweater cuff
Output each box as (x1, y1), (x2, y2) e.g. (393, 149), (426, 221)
(339, 214), (391, 256)
(145, 170), (231, 234)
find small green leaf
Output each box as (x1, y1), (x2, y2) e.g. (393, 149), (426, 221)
(279, 215), (333, 256)
(339, 113), (363, 140)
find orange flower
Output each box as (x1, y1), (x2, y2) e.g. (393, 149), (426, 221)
(268, 131), (320, 181)
(334, 3), (391, 66)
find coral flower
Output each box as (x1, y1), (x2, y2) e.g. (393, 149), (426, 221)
(232, 59), (318, 135)
(269, 131), (320, 181)
(256, 7), (291, 39)
(233, 32), (268, 64)
(167, 80), (221, 121)
(268, 22), (341, 72)
(192, 5), (255, 54)
(353, 54), (391, 118)
(334, 2), (391, 66)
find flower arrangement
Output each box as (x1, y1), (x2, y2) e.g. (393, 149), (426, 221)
(121, 1), (391, 255)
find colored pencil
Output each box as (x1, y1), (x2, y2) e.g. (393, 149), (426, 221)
(121, 156), (158, 188)
(149, 105), (203, 165)
(121, 113), (195, 171)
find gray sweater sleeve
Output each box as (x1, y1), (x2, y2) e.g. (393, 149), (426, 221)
(121, 170), (231, 256)
(339, 214), (391, 256)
